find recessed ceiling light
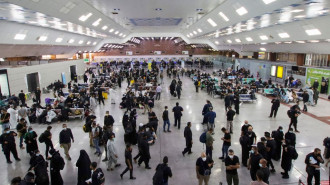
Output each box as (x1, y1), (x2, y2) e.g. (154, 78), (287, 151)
(246, 37), (253, 42)
(193, 31), (197, 35)
(197, 28), (202, 33)
(114, 31), (119, 35)
(38, 36), (47, 42)
(236, 7), (248, 16)
(305, 28), (321, 36)
(190, 33), (193, 36)
(260, 42), (267, 45)
(123, 35), (126, 37)
(235, 39), (241, 43)
(207, 18), (217, 27)
(109, 29), (114, 33)
(93, 42), (97, 45)
(215, 41), (219, 45)
(78, 40), (83, 44)
(79, 13), (92, 22)
(92, 18), (102, 27)
(219, 12), (229, 22)
(278, 32), (290, 38)
(310, 40), (319, 43)
(86, 41), (91, 45)
(155, 8), (162, 11)
(260, 48), (266, 51)
(296, 41), (305, 43)
(291, 9), (304, 13)
(294, 15), (305, 19)
(260, 35), (269, 40)
(275, 42), (281, 44)
(102, 26), (108, 30)
(119, 33), (123, 36)
(196, 8), (203, 11)
(68, 39), (74, 43)
(284, 41), (292, 44)
(263, 0), (276, 4)
(227, 40), (232, 43)
(14, 33), (26, 40)
(55, 37), (63, 43)
(187, 34), (190, 38)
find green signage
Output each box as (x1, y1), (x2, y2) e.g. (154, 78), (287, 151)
(306, 68), (330, 94)
(84, 58), (89, 63)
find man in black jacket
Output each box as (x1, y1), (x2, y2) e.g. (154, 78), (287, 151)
(97, 88), (105, 105)
(43, 126), (54, 159)
(305, 148), (324, 185)
(172, 102), (183, 129)
(265, 132), (276, 173)
(0, 128), (21, 163)
(269, 97), (280, 118)
(182, 122), (193, 156)
(202, 100), (212, 124)
(49, 149), (65, 185)
(104, 111), (114, 127)
(162, 106), (171, 132)
(272, 126), (284, 161)
(18, 90), (25, 106)
(302, 91), (309, 112)
(138, 134), (151, 169)
(155, 156), (172, 185)
(281, 144), (297, 179)
(285, 128), (296, 148)
(59, 124), (74, 160)
(35, 87), (41, 105)
(88, 162), (105, 185)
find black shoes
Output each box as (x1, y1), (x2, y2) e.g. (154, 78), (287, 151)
(102, 158), (108, 162)
(120, 174), (123, 179)
(145, 166), (151, 169)
(130, 177), (136, 180)
(182, 151), (185, 156)
(270, 169), (276, 173)
(15, 158), (21, 161)
(7, 161), (12, 164)
(219, 157), (224, 160)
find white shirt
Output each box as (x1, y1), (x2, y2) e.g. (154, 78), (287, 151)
(107, 139), (117, 157)
(156, 86), (162, 93)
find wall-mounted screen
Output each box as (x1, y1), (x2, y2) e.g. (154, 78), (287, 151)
(182, 51), (189, 55)
(271, 66), (276, 76)
(154, 51), (161, 55)
(277, 66), (283, 78)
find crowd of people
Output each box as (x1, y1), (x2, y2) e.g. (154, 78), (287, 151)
(0, 61), (329, 185)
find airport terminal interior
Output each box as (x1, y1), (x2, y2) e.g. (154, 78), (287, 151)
(0, 0), (330, 185)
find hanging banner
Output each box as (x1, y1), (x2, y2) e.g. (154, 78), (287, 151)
(306, 68), (330, 93)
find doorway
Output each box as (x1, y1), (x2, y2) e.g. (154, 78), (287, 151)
(0, 69), (10, 98)
(70, 65), (76, 81)
(26, 72), (40, 93)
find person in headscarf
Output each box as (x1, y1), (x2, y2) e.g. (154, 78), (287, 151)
(76, 150), (91, 185)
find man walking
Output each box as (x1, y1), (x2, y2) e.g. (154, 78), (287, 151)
(155, 84), (162, 100)
(139, 133), (151, 169)
(120, 144), (136, 180)
(107, 133), (121, 171)
(226, 106), (235, 133)
(225, 149), (240, 185)
(219, 127), (231, 161)
(91, 122), (101, 156)
(264, 132), (276, 172)
(59, 124), (74, 160)
(281, 144), (298, 179)
(269, 97), (280, 118)
(0, 128), (21, 163)
(182, 122), (193, 156)
(172, 102), (183, 129)
(204, 107), (216, 133)
(202, 100), (212, 124)
(42, 126), (54, 159)
(162, 106), (171, 132)
(49, 149), (65, 185)
(153, 156), (173, 185)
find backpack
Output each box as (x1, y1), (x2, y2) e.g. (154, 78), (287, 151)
(83, 124), (89, 133)
(96, 168), (105, 185)
(152, 164), (165, 185)
(38, 132), (46, 143)
(199, 132), (207, 144)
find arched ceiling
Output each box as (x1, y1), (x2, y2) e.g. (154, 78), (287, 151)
(1, 0), (330, 57)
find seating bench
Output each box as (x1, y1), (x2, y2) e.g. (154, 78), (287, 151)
(239, 94), (257, 103)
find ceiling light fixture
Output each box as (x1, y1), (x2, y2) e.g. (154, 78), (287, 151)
(260, 48), (266, 51)
(190, 33), (193, 36)
(92, 18), (102, 27)
(215, 41), (219, 45)
(93, 42), (97, 45)
(86, 41), (91, 45)
(14, 33), (26, 40)
(37, 36), (47, 42)
(109, 29), (114, 33)
(278, 32), (290, 38)
(114, 31), (119, 35)
(305, 28), (321, 36)
(219, 12), (229, 22)
(193, 31), (197, 34)
(236, 7), (248, 16)
(197, 28), (202, 33)
(296, 41), (305, 43)
(235, 39), (241, 43)
(123, 35), (126, 37)
(79, 13), (92, 22)
(68, 39), (74, 43)
(262, 0), (276, 4)
(246, 37), (253, 42)
(227, 40), (232, 43)
(291, 9), (304, 13)
(78, 40), (83, 44)
(260, 35), (269, 40)
(310, 40), (319, 43)
(187, 34), (190, 38)
(119, 33), (123, 36)
(55, 37), (63, 43)
(102, 26), (108, 30)
(261, 42), (267, 45)
(207, 18), (217, 27)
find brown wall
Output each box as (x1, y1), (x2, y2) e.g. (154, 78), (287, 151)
(94, 40), (215, 56)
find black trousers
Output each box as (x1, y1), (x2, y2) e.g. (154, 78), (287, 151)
(174, 117), (181, 129)
(21, 99), (25, 106)
(274, 143), (282, 160)
(270, 108), (278, 117)
(98, 97), (105, 105)
(307, 169), (320, 185)
(138, 155), (150, 168)
(250, 170), (257, 181)
(266, 157), (275, 169)
(133, 151), (141, 161)
(289, 118), (298, 131)
(235, 105), (239, 114)
(4, 146), (19, 162)
(195, 86), (198, 92)
(206, 146), (212, 159)
(36, 96), (41, 104)
(183, 143), (192, 155)
(121, 165), (133, 178)
(104, 144), (108, 159)
(241, 146), (249, 166)
(51, 170), (63, 185)
(45, 140), (54, 158)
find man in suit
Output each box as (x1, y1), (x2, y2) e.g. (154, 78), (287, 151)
(182, 122), (193, 156)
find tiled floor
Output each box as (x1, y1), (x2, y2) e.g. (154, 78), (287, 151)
(1, 70), (329, 185)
